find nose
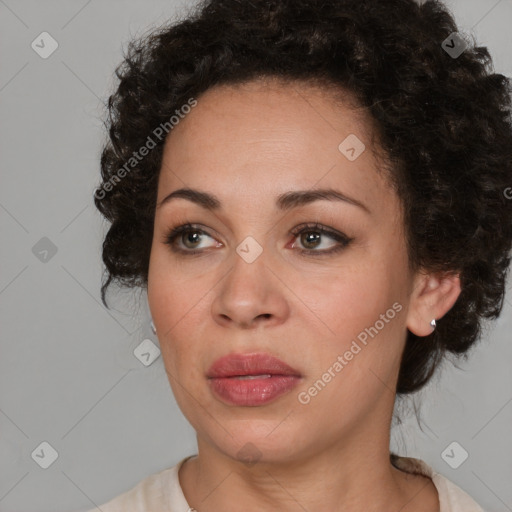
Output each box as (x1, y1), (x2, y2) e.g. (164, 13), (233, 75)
(211, 251), (289, 330)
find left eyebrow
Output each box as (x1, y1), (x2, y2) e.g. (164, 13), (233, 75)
(157, 186), (371, 214)
(276, 188), (371, 214)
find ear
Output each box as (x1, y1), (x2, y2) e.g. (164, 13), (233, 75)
(406, 269), (462, 337)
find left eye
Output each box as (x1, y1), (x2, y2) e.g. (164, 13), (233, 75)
(293, 230), (337, 250)
(289, 223), (352, 254)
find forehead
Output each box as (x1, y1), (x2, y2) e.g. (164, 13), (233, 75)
(158, 79), (396, 217)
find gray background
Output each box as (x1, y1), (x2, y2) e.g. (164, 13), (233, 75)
(1, 0), (511, 511)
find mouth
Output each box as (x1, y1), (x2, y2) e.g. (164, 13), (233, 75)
(207, 353), (302, 406)
(207, 352), (301, 378)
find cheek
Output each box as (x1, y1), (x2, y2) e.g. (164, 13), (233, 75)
(147, 246), (217, 382)
(290, 259), (400, 341)
(148, 252), (171, 340)
(291, 256), (407, 391)
(148, 244), (210, 330)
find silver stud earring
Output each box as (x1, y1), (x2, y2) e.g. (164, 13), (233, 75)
(150, 319), (157, 335)
(430, 319), (436, 330)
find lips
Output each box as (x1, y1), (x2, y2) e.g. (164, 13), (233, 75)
(207, 352), (301, 378)
(207, 353), (302, 406)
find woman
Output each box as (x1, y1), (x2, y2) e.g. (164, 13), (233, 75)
(87, 0), (512, 510)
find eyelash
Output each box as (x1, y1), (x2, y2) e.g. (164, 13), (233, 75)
(163, 222), (353, 256)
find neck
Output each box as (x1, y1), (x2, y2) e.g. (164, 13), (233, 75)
(178, 415), (434, 512)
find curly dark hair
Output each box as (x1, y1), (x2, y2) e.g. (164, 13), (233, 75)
(94, 0), (512, 395)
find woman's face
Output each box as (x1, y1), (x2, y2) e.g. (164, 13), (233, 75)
(148, 79), (419, 463)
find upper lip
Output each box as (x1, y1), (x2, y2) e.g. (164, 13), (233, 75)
(207, 352), (301, 378)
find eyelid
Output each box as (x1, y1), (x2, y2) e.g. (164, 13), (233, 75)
(289, 222), (349, 239)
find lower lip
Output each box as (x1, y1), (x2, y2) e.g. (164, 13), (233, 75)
(208, 375), (301, 406)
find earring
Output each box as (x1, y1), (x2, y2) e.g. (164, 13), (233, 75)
(430, 319), (436, 330)
(150, 319), (157, 335)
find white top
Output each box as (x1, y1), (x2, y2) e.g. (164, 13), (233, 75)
(84, 454), (485, 512)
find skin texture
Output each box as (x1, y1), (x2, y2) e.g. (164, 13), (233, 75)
(147, 78), (461, 512)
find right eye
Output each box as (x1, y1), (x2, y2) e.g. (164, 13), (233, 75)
(164, 223), (222, 254)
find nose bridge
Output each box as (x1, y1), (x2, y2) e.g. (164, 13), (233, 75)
(226, 237), (268, 303)
(211, 234), (285, 327)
